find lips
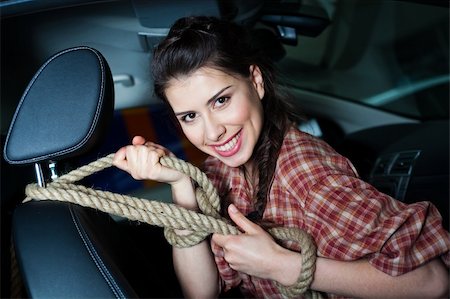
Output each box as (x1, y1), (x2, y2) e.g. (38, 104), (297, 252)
(212, 130), (242, 157)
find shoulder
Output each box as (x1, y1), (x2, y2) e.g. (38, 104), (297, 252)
(282, 126), (336, 157)
(277, 126), (358, 189)
(279, 126), (350, 169)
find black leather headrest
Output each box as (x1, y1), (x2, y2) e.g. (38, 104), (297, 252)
(3, 46), (114, 165)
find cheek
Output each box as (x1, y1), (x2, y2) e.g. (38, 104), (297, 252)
(228, 99), (254, 123)
(230, 107), (251, 123)
(181, 126), (204, 147)
(241, 97), (264, 127)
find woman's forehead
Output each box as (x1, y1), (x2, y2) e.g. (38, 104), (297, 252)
(170, 67), (235, 85)
(166, 67), (239, 101)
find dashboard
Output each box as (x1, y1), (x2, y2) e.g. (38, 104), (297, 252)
(336, 120), (449, 230)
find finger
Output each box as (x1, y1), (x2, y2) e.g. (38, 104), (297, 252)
(132, 136), (146, 145)
(228, 204), (258, 234)
(211, 233), (228, 247)
(228, 263), (237, 271)
(141, 145), (165, 163)
(156, 148), (167, 159)
(112, 147), (129, 171)
(146, 142), (172, 156)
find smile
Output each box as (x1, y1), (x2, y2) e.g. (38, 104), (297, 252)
(213, 130), (242, 157)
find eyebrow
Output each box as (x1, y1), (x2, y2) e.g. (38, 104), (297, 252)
(174, 85), (232, 117)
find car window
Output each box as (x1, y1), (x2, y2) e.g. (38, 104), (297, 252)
(276, 0), (449, 121)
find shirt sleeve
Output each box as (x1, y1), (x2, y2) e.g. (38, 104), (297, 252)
(305, 173), (450, 276)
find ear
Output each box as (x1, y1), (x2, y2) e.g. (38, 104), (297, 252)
(249, 65), (265, 100)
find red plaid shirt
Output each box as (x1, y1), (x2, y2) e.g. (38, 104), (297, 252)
(203, 126), (450, 298)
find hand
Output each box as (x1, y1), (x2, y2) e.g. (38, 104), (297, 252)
(212, 204), (298, 282)
(113, 136), (185, 184)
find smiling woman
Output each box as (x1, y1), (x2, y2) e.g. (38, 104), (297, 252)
(2, 1), (449, 298)
(113, 15), (450, 299)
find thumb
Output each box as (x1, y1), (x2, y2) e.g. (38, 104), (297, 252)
(132, 136), (146, 145)
(228, 204), (258, 234)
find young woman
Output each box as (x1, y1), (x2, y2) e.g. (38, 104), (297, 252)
(113, 16), (449, 298)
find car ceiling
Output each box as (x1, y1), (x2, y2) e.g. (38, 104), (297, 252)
(3, 0), (443, 134)
(1, 0), (275, 133)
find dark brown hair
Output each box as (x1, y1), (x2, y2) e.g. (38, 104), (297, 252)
(152, 16), (302, 219)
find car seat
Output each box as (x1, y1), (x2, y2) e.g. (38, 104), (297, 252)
(3, 46), (182, 298)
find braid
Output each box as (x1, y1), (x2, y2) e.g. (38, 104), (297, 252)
(253, 87), (292, 219)
(254, 132), (274, 218)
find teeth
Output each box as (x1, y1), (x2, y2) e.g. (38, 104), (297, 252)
(216, 132), (240, 152)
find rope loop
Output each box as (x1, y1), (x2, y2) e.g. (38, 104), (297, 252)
(24, 153), (320, 298)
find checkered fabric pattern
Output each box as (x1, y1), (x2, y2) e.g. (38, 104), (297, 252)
(203, 126), (450, 298)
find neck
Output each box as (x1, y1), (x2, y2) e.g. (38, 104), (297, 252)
(242, 159), (256, 179)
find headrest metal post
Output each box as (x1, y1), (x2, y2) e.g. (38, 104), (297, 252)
(49, 161), (58, 181)
(34, 163), (46, 188)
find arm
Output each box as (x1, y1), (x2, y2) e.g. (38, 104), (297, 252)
(312, 255), (448, 298)
(113, 136), (220, 298)
(171, 177), (220, 298)
(277, 248), (448, 298)
(173, 240), (219, 298)
(213, 205), (449, 298)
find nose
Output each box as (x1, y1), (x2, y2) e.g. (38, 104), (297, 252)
(204, 115), (225, 142)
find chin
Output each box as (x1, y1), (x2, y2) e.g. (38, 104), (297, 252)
(219, 153), (251, 168)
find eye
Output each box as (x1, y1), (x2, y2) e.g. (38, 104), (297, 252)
(180, 112), (196, 123)
(214, 96), (230, 108)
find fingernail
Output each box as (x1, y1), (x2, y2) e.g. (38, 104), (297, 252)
(229, 204), (238, 214)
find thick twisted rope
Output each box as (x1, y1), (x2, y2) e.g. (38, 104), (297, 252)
(24, 154), (320, 298)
